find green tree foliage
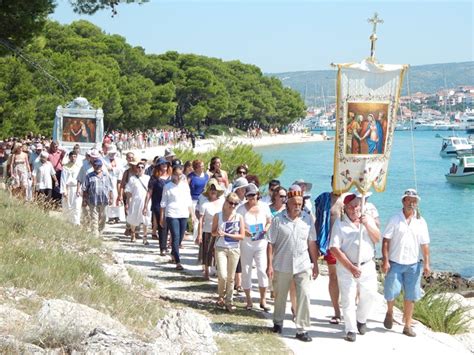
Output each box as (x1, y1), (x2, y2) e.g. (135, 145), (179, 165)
(0, 20), (305, 137)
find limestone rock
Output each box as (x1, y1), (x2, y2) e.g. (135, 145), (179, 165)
(0, 335), (45, 354)
(153, 309), (217, 355)
(0, 304), (30, 335)
(102, 263), (132, 286)
(72, 328), (159, 355)
(25, 299), (130, 346)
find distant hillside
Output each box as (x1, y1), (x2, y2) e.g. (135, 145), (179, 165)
(267, 61), (474, 104)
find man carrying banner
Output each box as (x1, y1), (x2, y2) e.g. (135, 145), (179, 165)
(329, 193), (380, 342)
(382, 188), (430, 337)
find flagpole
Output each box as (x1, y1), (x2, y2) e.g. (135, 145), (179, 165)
(357, 193), (366, 267)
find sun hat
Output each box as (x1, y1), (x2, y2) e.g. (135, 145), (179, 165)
(128, 157), (141, 166)
(107, 145), (118, 155)
(401, 188), (420, 202)
(293, 179), (313, 192)
(89, 148), (101, 159)
(202, 178), (225, 198)
(232, 177), (249, 192)
(245, 183), (259, 196)
(287, 184), (303, 199)
(155, 157), (169, 167)
(164, 148), (175, 158)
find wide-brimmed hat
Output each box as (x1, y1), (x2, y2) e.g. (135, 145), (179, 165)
(293, 179), (313, 192)
(164, 148), (175, 158)
(401, 188), (420, 202)
(107, 145), (118, 155)
(202, 178), (225, 198)
(155, 157), (170, 167)
(232, 177), (249, 192)
(245, 183), (259, 196)
(88, 148), (101, 159)
(128, 157), (141, 166)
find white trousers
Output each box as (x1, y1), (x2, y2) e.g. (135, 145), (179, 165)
(336, 260), (378, 333)
(62, 185), (82, 225)
(240, 241), (268, 290)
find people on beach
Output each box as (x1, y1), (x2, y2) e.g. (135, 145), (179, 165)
(382, 188), (431, 337)
(329, 193), (381, 342)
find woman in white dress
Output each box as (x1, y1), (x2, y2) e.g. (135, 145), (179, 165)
(125, 161), (151, 244)
(60, 151), (82, 225)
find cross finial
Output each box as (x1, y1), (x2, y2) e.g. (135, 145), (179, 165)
(367, 12), (384, 35)
(367, 12), (384, 62)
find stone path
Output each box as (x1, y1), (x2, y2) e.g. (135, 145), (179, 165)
(102, 222), (472, 354)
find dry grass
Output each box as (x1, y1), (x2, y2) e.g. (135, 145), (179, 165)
(0, 191), (164, 336)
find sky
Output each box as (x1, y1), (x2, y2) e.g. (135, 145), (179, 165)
(50, 0), (473, 73)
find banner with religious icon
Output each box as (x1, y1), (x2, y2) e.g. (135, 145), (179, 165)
(332, 14), (408, 194)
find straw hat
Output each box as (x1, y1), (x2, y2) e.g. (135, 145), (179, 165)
(202, 178), (225, 198)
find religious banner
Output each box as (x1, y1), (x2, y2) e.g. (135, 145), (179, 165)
(332, 59), (408, 194)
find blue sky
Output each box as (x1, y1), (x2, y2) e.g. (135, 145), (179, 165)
(51, 0), (473, 73)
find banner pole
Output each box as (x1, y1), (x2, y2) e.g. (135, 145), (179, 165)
(357, 193), (366, 267)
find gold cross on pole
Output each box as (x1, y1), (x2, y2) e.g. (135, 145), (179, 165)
(367, 12), (384, 62)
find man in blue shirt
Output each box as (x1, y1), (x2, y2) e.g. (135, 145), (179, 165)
(82, 159), (113, 237)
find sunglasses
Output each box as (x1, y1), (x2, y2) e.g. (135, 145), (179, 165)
(237, 170), (247, 175)
(227, 201), (239, 207)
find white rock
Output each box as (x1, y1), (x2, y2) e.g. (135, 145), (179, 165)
(25, 299), (130, 346)
(102, 263), (132, 286)
(153, 309), (217, 355)
(0, 304), (30, 335)
(0, 335), (45, 354)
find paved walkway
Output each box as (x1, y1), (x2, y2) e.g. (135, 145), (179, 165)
(102, 222), (471, 354)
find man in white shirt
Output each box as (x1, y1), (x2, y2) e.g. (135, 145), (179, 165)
(382, 188), (431, 338)
(329, 193), (381, 342)
(32, 151), (57, 200)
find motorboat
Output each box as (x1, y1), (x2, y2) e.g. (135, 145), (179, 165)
(458, 110), (474, 133)
(439, 136), (474, 157)
(445, 156), (474, 185)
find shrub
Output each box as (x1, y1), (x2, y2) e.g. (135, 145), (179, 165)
(395, 287), (472, 334)
(175, 141), (285, 186)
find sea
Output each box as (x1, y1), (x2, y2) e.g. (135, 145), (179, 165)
(255, 131), (474, 278)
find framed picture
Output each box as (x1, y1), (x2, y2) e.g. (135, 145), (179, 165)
(345, 102), (389, 155)
(62, 117), (97, 143)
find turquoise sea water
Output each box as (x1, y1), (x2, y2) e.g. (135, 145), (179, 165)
(255, 131), (474, 278)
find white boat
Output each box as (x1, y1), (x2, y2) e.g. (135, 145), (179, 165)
(458, 110), (474, 133)
(445, 156), (474, 185)
(439, 136), (473, 157)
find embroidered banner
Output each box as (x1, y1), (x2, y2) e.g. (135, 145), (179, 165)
(333, 59), (408, 194)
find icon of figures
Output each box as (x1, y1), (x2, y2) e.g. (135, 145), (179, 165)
(376, 112), (386, 154)
(361, 114), (379, 154)
(70, 120), (82, 142)
(79, 121), (91, 142)
(346, 112), (362, 154)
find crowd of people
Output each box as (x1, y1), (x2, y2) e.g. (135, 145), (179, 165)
(0, 136), (431, 344)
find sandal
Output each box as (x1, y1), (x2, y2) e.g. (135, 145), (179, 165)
(176, 264), (184, 271)
(226, 304), (236, 312)
(260, 303), (271, 312)
(143, 240), (149, 246)
(151, 234), (159, 240)
(329, 316), (341, 324)
(245, 304), (253, 311)
(216, 298), (225, 308)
